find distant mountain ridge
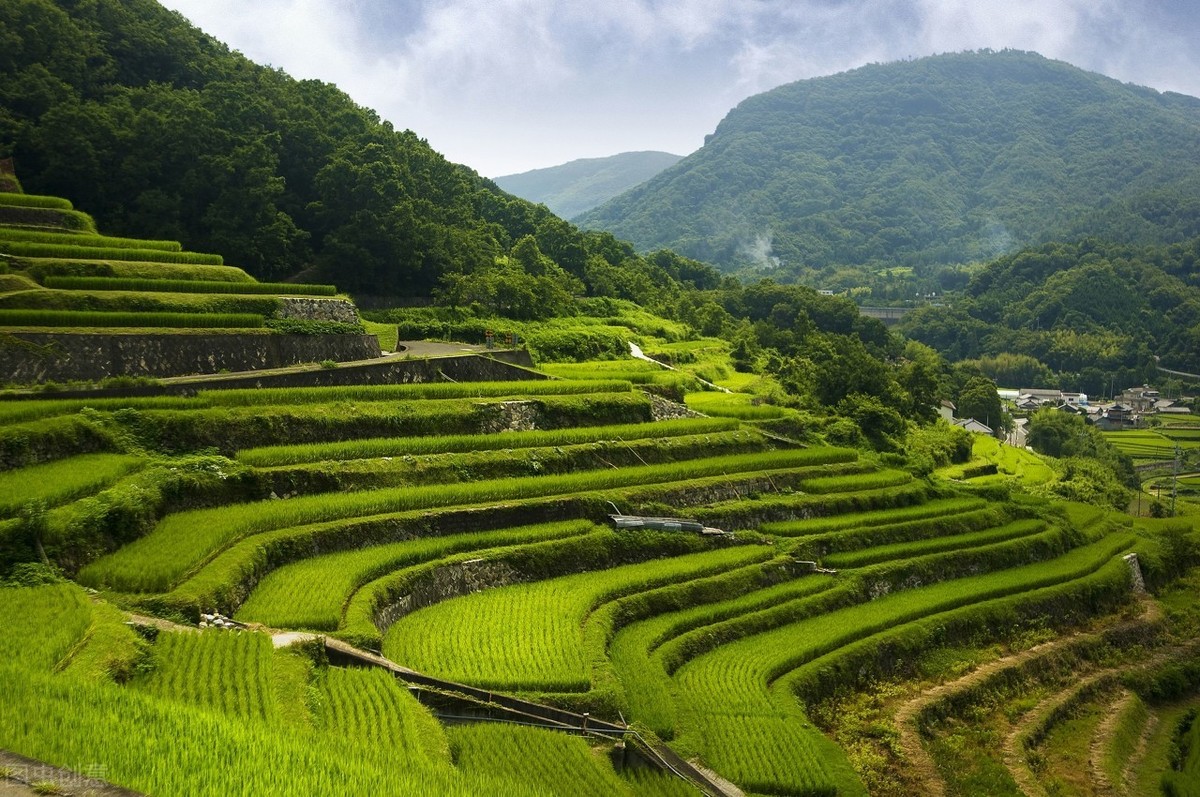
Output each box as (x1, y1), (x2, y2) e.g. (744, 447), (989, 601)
(577, 51), (1200, 279)
(494, 151), (682, 220)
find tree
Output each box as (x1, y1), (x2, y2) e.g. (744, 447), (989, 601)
(956, 376), (1006, 432)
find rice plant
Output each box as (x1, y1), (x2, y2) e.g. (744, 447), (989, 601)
(41, 276), (338, 296)
(235, 521), (596, 630)
(0, 193), (73, 210)
(0, 453), (144, 516)
(0, 228), (181, 252)
(0, 309), (263, 328)
(0, 241), (223, 265)
(81, 447), (849, 593)
(382, 544), (769, 692)
(239, 416), (737, 467)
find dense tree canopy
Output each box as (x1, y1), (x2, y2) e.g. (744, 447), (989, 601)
(578, 50), (1200, 299)
(0, 0), (716, 303)
(899, 237), (1200, 381)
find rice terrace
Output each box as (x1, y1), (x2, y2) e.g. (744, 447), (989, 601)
(2, 3), (1200, 796)
(0, 178), (1196, 797)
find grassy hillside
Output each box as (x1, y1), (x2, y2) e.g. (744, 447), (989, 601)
(495, 151), (683, 220)
(578, 51), (1200, 294)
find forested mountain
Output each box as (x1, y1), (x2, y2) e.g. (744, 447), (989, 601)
(898, 237), (1200, 388)
(578, 51), (1200, 286)
(0, 0), (697, 303)
(494, 151), (682, 220)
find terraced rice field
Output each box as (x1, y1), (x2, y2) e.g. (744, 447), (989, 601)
(1, 369), (1193, 797)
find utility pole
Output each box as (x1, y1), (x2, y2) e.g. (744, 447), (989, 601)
(1172, 444), (1181, 517)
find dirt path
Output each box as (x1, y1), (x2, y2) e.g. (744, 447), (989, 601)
(1089, 689), (1136, 797)
(892, 599), (1162, 796)
(892, 636), (1072, 797)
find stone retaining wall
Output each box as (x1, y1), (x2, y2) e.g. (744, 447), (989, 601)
(0, 331), (381, 383)
(276, 297), (359, 323)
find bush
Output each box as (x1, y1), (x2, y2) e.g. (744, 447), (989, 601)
(264, 319), (364, 335)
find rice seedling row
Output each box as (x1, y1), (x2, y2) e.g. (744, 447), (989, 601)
(0, 228), (181, 252)
(41, 275), (338, 295)
(0, 309), (263, 328)
(674, 535), (1133, 718)
(168, 464), (815, 622)
(20, 258), (254, 283)
(0, 584), (94, 671)
(447, 723), (634, 797)
(0, 453), (144, 516)
(821, 518), (1049, 568)
(0, 380), (639, 427)
(206, 378), (633, 409)
(0, 240), (223, 264)
(0, 204), (96, 233)
(0, 192), (73, 210)
(135, 630), (277, 722)
(316, 666), (448, 766)
(688, 713), (842, 797)
(787, 507), (1004, 556)
(0, 661), (488, 796)
(264, 429), (768, 495)
(798, 468), (913, 494)
(608, 574), (838, 736)
(382, 544), (771, 692)
(760, 496), (987, 536)
(235, 520), (597, 630)
(81, 447), (850, 593)
(668, 542), (1132, 796)
(239, 415), (733, 467)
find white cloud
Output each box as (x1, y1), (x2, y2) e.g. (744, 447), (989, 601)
(159, 0), (1200, 176)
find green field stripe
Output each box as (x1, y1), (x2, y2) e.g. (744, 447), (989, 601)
(0, 309), (263, 328)
(79, 447), (853, 594)
(234, 521), (596, 631)
(41, 276), (338, 296)
(238, 416), (736, 466)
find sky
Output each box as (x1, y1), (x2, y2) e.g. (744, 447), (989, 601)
(157, 0), (1200, 178)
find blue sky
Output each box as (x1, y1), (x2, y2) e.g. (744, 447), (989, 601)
(159, 0), (1200, 177)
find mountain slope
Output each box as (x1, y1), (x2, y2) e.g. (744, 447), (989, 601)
(577, 50), (1200, 278)
(0, 0), (678, 302)
(494, 151), (682, 219)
